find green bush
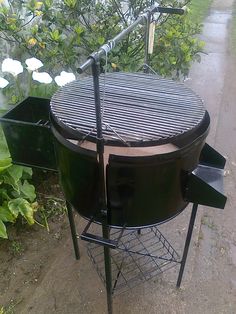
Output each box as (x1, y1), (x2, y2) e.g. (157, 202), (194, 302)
(150, 13), (204, 77)
(0, 0), (204, 78)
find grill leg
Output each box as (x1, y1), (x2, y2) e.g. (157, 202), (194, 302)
(177, 203), (198, 288)
(102, 224), (113, 314)
(67, 201), (80, 260)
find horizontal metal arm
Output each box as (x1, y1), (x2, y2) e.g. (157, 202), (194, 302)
(80, 217), (126, 249)
(80, 217), (118, 248)
(80, 232), (118, 249)
(77, 5), (185, 73)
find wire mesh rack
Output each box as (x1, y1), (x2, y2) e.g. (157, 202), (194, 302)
(87, 226), (181, 295)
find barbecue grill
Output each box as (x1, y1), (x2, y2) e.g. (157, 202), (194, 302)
(49, 3), (227, 311)
(0, 4), (227, 314)
(50, 71), (211, 228)
(50, 68), (226, 312)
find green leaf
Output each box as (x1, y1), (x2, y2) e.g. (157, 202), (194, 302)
(2, 175), (20, 193)
(75, 25), (84, 35)
(0, 157), (12, 173)
(8, 199), (20, 219)
(64, 0), (76, 8)
(22, 167), (33, 179)
(45, 0), (53, 8)
(50, 29), (60, 41)
(8, 198), (35, 225)
(0, 188), (11, 201)
(97, 36), (105, 45)
(6, 165), (23, 182)
(0, 220), (8, 239)
(2, 165), (24, 192)
(2, 165), (23, 194)
(11, 95), (18, 104)
(19, 180), (36, 202)
(0, 202), (15, 222)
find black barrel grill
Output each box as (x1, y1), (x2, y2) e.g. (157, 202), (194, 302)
(49, 70), (226, 310)
(0, 4), (227, 314)
(50, 71), (218, 229)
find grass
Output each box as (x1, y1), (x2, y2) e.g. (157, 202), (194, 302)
(37, 196), (67, 232)
(9, 240), (24, 256)
(0, 299), (19, 314)
(189, 0), (214, 23)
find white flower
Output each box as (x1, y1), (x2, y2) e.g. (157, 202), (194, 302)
(32, 71), (52, 84)
(2, 58), (23, 77)
(0, 77), (9, 88)
(25, 57), (43, 71)
(55, 71), (76, 87)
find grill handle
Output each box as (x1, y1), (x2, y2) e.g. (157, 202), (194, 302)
(155, 7), (185, 15)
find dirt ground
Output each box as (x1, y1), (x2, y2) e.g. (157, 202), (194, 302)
(1, 0), (236, 313)
(0, 173), (70, 313)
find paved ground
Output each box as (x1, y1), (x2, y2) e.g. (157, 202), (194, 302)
(18, 0), (236, 313)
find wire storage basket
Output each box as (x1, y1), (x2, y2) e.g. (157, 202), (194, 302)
(87, 226), (180, 295)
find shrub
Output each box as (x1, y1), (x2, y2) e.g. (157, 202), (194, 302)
(0, 0), (204, 78)
(0, 128), (37, 239)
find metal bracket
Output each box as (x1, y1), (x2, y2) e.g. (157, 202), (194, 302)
(80, 218), (126, 249)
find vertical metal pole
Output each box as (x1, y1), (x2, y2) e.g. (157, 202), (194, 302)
(91, 58), (113, 314)
(177, 203), (198, 288)
(144, 11), (151, 73)
(91, 57), (106, 209)
(102, 224), (113, 314)
(67, 201), (80, 260)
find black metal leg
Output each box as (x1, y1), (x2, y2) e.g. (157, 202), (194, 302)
(177, 203), (198, 288)
(102, 224), (113, 314)
(67, 201), (80, 260)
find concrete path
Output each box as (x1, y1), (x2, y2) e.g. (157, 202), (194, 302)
(185, 0), (236, 312)
(20, 1), (236, 313)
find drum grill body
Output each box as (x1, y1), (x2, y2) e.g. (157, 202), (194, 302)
(49, 7), (227, 311)
(51, 72), (211, 228)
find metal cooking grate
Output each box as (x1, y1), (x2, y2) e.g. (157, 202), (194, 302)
(87, 226), (180, 295)
(51, 72), (206, 146)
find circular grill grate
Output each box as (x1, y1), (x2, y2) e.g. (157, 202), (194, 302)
(50, 72), (206, 146)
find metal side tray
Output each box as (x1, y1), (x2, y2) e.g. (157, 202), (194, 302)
(0, 96), (56, 170)
(185, 143), (227, 209)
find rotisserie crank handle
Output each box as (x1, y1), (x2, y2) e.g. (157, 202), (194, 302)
(155, 6), (185, 15)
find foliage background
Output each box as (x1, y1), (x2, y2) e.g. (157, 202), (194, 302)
(0, 0), (204, 80)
